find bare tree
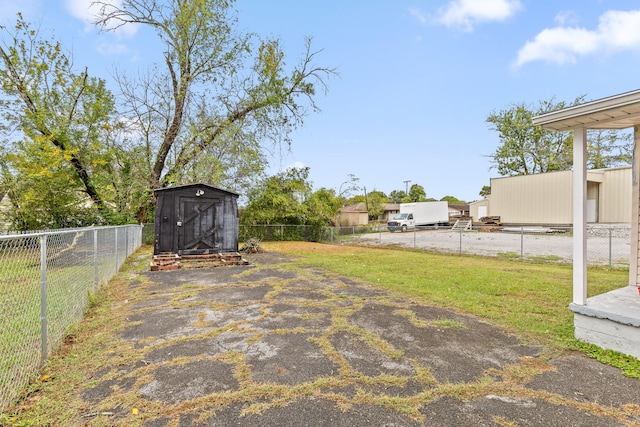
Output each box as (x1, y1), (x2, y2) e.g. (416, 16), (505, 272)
(94, 0), (336, 219)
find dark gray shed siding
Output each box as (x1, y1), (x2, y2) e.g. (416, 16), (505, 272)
(153, 183), (239, 255)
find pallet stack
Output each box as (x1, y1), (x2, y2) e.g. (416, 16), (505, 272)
(150, 252), (248, 271)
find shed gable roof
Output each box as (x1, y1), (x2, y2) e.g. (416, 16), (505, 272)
(154, 182), (239, 197)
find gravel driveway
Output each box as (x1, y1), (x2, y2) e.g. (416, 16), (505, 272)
(348, 226), (631, 267)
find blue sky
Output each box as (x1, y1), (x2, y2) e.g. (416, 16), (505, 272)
(4, 0), (640, 202)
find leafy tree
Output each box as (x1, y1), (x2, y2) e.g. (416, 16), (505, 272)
(588, 129), (633, 169)
(479, 185), (491, 197)
(94, 0), (336, 221)
(304, 187), (343, 226)
(241, 166), (341, 227)
(440, 195), (465, 204)
(0, 16), (121, 229)
(404, 183), (427, 202)
(242, 166), (311, 225)
(365, 189), (389, 220)
(486, 97), (584, 176)
(389, 190), (406, 204)
(487, 96), (632, 177)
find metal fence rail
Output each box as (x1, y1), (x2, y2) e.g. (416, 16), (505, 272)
(0, 225), (142, 414)
(240, 224), (631, 267)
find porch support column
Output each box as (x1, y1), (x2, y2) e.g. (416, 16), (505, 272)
(573, 126), (587, 305)
(630, 125), (640, 287)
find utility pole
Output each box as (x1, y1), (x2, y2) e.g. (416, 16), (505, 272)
(403, 180), (411, 195)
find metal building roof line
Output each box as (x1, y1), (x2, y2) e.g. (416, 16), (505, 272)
(532, 88), (640, 131)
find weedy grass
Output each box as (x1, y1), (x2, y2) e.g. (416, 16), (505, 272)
(264, 241), (640, 377)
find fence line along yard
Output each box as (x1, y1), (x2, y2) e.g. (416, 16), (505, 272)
(240, 224), (631, 267)
(0, 224), (142, 414)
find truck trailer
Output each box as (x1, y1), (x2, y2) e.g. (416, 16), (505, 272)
(387, 201), (449, 232)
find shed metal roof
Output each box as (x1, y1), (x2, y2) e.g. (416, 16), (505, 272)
(532, 89), (640, 131)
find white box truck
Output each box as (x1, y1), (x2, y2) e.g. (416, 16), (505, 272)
(387, 201), (449, 232)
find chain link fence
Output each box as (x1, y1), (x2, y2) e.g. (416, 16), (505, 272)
(240, 224), (631, 267)
(0, 225), (142, 414)
(352, 224), (630, 267)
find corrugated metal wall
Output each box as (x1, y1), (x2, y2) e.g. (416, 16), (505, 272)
(599, 167), (631, 223)
(473, 167), (631, 225)
(489, 171), (573, 225)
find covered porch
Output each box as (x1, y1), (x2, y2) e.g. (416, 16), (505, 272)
(533, 89), (640, 359)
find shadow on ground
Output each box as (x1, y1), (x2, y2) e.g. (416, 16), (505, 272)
(75, 251), (640, 426)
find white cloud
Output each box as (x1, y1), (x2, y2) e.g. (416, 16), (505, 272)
(64, 0), (139, 38)
(435, 0), (522, 32)
(514, 9), (640, 68)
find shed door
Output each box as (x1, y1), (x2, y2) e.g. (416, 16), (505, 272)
(178, 197), (219, 254)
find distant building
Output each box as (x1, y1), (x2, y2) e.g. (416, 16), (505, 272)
(336, 203), (401, 226)
(469, 166), (631, 225)
(336, 204), (369, 226)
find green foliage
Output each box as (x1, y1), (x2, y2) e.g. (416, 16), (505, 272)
(241, 166), (342, 228)
(479, 185), (491, 197)
(0, 2), (336, 227)
(388, 190), (406, 204)
(487, 96), (632, 177)
(0, 15), (127, 229)
(404, 183), (427, 202)
(440, 195), (465, 204)
(486, 97), (581, 176)
(587, 129), (633, 169)
(365, 190), (389, 220)
(305, 187), (343, 226)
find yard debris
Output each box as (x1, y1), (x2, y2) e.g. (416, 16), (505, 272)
(240, 238), (264, 254)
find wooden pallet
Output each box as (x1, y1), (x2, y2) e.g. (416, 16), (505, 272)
(479, 216), (501, 226)
(150, 252), (248, 271)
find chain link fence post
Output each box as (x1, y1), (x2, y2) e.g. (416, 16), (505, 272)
(39, 234), (48, 365)
(609, 227), (613, 267)
(114, 227), (119, 273)
(93, 228), (98, 292)
(521, 227), (524, 259)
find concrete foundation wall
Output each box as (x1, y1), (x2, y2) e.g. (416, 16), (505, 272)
(574, 314), (640, 359)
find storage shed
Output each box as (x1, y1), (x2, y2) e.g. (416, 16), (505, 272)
(153, 183), (240, 256)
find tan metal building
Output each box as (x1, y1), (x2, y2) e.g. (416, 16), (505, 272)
(469, 166), (631, 225)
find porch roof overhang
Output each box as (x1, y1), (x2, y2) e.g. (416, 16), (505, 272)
(532, 89), (640, 131)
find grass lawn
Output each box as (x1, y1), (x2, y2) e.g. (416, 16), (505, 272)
(264, 241), (640, 377)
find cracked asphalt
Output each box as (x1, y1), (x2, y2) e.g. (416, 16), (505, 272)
(74, 251), (640, 426)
